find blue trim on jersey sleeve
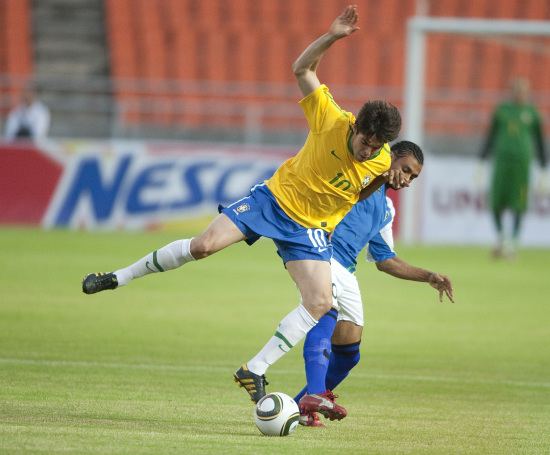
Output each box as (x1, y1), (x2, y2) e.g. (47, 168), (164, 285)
(331, 186), (393, 273)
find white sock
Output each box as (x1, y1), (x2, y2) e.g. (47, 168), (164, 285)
(247, 304), (317, 376)
(115, 238), (196, 286)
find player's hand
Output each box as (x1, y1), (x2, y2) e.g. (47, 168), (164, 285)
(428, 273), (454, 303)
(385, 169), (409, 190)
(329, 5), (360, 40)
(361, 170), (408, 197)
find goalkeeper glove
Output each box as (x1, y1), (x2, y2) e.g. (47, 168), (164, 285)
(475, 161), (488, 190)
(536, 168), (548, 196)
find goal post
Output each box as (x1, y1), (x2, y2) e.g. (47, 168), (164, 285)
(400, 16), (550, 244)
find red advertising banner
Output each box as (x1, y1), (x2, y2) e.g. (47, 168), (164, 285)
(0, 142), (63, 224)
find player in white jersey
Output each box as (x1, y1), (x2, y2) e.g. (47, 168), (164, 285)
(294, 141), (455, 426)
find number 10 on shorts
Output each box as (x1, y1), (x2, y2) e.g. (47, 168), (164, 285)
(307, 229), (328, 252)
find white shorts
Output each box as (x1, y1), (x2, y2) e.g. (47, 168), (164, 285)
(331, 259), (364, 327)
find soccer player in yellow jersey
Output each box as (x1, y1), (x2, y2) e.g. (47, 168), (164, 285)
(81, 5), (402, 408)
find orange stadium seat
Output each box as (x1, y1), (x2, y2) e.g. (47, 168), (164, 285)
(218, 0), (249, 31)
(0, 3), (6, 73)
(318, 42), (348, 87)
(202, 30), (230, 82)
(494, 0), (517, 18)
(477, 41), (506, 91)
(365, 37), (390, 87)
(0, 0), (32, 116)
(262, 34), (292, 83)
(425, 35), (445, 89)
(255, 0), (279, 30)
(450, 38), (476, 89)
(0, 1), (7, 114)
(136, 0), (167, 79)
(463, 0), (486, 16)
(315, 0), (346, 24)
(510, 41), (535, 79)
(164, 0), (186, 30)
(530, 37), (550, 92)
(528, 0), (549, 19)
(104, 0), (137, 78)
(231, 32), (261, 83)
(195, 0), (222, 30)
(104, 0), (140, 124)
(173, 29), (198, 81)
(4, 0), (32, 76)
(109, 30), (138, 78)
(428, 0), (450, 16)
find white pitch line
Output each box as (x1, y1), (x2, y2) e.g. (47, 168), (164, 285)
(1, 358), (549, 389)
(0, 358), (218, 372)
(349, 372), (550, 389)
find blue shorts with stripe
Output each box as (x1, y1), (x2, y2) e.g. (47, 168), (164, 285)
(220, 183), (332, 264)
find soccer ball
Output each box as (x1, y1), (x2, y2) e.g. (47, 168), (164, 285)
(254, 392), (300, 436)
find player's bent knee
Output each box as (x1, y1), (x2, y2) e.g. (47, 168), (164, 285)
(190, 237), (218, 260)
(302, 294), (333, 320)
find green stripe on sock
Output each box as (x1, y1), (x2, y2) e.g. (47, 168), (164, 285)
(274, 331), (293, 349)
(153, 251), (164, 272)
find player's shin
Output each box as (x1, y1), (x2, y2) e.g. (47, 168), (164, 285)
(325, 342), (361, 391)
(302, 308), (338, 396)
(115, 238), (196, 286)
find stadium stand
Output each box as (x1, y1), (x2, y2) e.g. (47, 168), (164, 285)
(101, 0), (549, 140)
(1, 0), (548, 147)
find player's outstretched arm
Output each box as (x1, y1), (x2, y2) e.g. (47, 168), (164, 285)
(376, 256), (455, 303)
(292, 4), (360, 97)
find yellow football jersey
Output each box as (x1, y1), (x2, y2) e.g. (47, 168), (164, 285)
(266, 85), (391, 232)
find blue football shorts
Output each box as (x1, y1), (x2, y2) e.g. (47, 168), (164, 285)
(220, 182), (332, 264)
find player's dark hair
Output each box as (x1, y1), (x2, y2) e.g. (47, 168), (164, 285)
(355, 100), (402, 143)
(391, 140), (424, 165)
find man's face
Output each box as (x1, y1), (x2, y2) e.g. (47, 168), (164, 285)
(387, 152), (422, 190)
(350, 127), (384, 163)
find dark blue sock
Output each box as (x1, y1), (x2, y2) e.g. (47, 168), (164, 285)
(325, 341), (361, 392)
(296, 308), (338, 400)
(294, 385), (308, 403)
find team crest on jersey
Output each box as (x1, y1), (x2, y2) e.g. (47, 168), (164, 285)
(362, 176), (371, 186)
(235, 203), (250, 213)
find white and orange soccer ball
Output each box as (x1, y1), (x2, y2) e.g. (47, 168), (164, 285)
(254, 392), (300, 436)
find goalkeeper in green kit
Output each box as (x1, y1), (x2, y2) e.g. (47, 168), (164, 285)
(479, 77), (547, 259)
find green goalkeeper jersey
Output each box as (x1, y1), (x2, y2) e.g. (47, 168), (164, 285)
(482, 102), (545, 165)
(481, 101), (546, 212)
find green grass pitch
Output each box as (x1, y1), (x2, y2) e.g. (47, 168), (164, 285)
(1, 226), (549, 454)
